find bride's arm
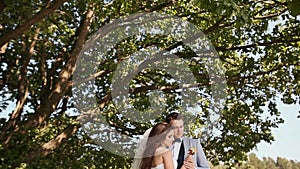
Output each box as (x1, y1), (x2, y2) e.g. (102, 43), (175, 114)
(162, 150), (175, 169)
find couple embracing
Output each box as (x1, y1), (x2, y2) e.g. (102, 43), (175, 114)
(133, 112), (210, 169)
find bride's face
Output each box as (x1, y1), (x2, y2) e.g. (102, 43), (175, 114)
(162, 130), (175, 148)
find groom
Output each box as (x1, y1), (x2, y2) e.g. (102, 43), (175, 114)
(166, 112), (210, 169)
(132, 112), (210, 169)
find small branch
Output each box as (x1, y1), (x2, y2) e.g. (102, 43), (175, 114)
(272, 0), (288, 6)
(0, 0), (6, 13)
(40, 40), (47, 86)
(0, 42), (7, 55)
(139, 0), (173, 12)
(227, 62), (300, 86)
(217, 37), (300, 52)
(203, 15), (227, 34)
(253, 9), (288, 19)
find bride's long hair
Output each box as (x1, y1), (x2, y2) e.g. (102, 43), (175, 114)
(140, 122), (174, 169)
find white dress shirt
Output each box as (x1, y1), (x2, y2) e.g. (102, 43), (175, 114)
(172, 138), (182, 161)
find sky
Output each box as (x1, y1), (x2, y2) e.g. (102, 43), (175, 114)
(251, 100), (300, 161)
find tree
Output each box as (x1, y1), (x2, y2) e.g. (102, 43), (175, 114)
(210, 154), (300, 169)
(247, 153), (266, 169)
(277, 157), (293, 169)
(0, 0), (299, 168)
(263, 157), (278, 169)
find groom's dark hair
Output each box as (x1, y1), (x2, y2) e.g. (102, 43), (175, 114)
(165, 112), (183, 124)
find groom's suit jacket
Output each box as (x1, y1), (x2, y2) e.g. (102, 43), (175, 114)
(179, 136), (210, 169)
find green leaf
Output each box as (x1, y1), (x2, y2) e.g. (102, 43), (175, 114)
(287, 0), (300, 16)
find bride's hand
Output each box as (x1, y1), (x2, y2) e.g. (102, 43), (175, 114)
(185, 154), (192, 161)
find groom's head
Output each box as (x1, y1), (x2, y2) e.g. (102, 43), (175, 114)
(166, 112), (184, 139)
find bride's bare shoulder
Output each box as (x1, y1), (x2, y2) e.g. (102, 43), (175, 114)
(155, 147), (171, 156)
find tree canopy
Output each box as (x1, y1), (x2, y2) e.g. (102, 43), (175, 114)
(0, 0), (299, 168)
(211, 153), (300, 169)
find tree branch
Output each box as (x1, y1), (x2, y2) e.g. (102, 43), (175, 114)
(0, 28), (40, 141)
(0, 0), (6, 13)
(227, 62), (300, 87)
(0, 0), (68, 48)
(203, 15), (227, 34)
(139, 0), (173, 12)
(23, 124), (79, 163)
(254, 9), (288, 19)
(23, 9), (94, 129)
(0, 9), (95, 145)
(216, 37), (300, 52)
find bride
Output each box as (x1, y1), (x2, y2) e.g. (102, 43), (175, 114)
(139, 122), (176, 169)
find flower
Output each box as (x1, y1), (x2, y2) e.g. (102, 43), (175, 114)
(188, 147), (196, 155)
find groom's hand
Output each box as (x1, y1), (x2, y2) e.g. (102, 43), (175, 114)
(183, 155), (195, 169)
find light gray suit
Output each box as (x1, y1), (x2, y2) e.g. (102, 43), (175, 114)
(179, 137), (210, 169)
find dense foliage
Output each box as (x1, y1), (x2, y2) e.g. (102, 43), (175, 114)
(0, 0), (299, 168)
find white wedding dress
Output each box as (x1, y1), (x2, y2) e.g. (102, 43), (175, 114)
(150, 158), (177, 169)
(151, 163), (164, 169)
